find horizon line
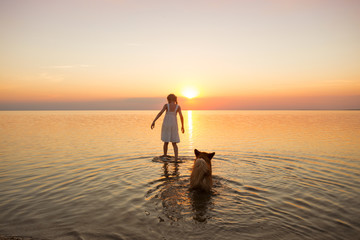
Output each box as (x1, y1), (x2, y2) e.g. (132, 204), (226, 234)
(0, 95), (359, 111)
(1, 108), (359, 111)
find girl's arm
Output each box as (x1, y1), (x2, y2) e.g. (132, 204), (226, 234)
(151, 104), (167, 129)
(178, 106), (185, 133)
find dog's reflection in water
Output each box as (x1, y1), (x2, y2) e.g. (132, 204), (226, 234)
(189, 188), (213, 222)
(159, 161), (213, 223)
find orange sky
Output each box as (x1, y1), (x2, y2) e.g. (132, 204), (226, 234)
(0, 0), (359, 110)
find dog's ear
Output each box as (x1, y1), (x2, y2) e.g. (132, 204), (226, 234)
(208, 152), (215, 160)
(194, 149), (200, 157)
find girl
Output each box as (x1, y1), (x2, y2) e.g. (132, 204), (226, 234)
(151, 94), (185, 161)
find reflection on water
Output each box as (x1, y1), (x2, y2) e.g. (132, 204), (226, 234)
(0, 110), (359, 240)
(187, 110), (193, 148)
(158, 162), (184, 222)
(148, 160), (213, 224)
(190, 188), (213, 223)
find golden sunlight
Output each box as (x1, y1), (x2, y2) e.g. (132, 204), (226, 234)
(182, 87), (199, 99)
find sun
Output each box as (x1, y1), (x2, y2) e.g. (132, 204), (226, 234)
(182, 87), (199, 99)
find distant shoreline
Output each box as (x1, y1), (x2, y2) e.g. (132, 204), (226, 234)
(0, 109), (359, 111)
(0, 236), (42, 240)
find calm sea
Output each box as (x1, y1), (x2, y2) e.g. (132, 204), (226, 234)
(0, 110), (359, 240)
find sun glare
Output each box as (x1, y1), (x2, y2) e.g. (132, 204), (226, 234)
(182, 87), (199, 99)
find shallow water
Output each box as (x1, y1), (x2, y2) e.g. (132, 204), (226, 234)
(0, 110), (359, 239)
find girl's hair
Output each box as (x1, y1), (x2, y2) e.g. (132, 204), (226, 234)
(167, 94), (178, 104)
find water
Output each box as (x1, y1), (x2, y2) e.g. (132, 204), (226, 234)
(0, 110), (359, 240)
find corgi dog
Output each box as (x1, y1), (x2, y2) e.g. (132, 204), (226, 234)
(190, 149), (215, 192)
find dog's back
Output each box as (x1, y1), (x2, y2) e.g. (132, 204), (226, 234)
(190, 149), (215, 192)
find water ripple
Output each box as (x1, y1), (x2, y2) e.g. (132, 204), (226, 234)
(1, 111), (359, 240)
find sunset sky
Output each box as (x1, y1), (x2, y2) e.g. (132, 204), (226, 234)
(1, 0), (359, 110)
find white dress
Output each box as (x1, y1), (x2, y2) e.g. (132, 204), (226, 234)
(161, 104), (180, 143)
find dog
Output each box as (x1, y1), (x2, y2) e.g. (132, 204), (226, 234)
(190, 149), (215, 192)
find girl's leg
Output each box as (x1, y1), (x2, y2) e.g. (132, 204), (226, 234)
(163, 142), (169, 157)
(172, 142), (178, 161)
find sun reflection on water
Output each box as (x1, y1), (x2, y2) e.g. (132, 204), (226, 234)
(187, 111), (193, 147)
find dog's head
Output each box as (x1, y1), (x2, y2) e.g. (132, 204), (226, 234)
(194, 149), (215, 164)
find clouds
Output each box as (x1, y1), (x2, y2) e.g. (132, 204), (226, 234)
(39, 64), (94, 82)
(39, 72), (64, 83)
(41, 64), (93, 69)
(0, 0), (359, 109)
